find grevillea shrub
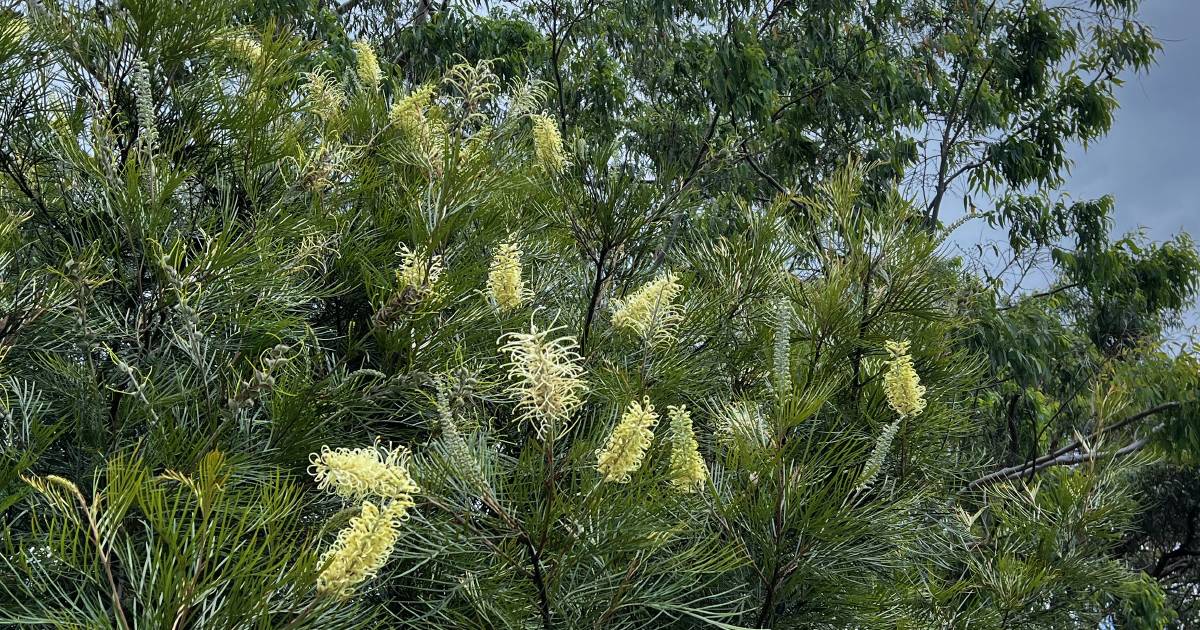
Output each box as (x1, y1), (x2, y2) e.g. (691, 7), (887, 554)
(0, 3), (1197, 629)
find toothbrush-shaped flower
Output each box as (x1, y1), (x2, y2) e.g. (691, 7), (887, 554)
(596, 397), (659, 483)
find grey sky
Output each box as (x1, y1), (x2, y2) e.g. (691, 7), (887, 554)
(1065, 0), (1200, 244)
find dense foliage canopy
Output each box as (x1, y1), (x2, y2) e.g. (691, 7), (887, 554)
(1, 0), (1198, 628)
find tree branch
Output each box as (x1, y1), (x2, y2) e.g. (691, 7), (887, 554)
(966, 402), (1180, 490)
(997, 283), (1080, 310)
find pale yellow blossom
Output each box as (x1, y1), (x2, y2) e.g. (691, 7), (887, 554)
(396, 244), (444, 299)
(883, 340), (926, 418)
(666, 405), (707, 492)
(220, 32), (262, 65)
(499, 324), (587, 438)
(317, 500), (408, 598)
(303, 71), (345, 122)
(596, 397), (658, 483)
(612, 272), (683, 344)
(389, 84), (436, 137)
(487, 241), (526, 311)
(352, 40), (381, 91)
(530, 114), (567, 174)
(389, 85), (446, 168)
(309, 442), (420, 504)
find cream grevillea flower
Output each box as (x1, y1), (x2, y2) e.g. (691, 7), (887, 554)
(883, 340), (927, 418)
(303, 71), (345, 122)
(317, 500), (407, 598)
(499, 324), (587, 438)
(309, 442), (420, 504)
(389, 85), (446, 169)
(396, 244), (444, 298)
(530, 114), (567, 174)
(389, 84), (436, 137)
(352, 40), (381, 90)
(666, 405), (707, 492)
(487, 241), (526, 311)
(596, 397), (659, 483)
(219, 32), (262, 65)
(612, 272), (683, 344)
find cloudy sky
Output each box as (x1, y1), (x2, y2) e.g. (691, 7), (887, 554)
(1065, 0), (1200, 243)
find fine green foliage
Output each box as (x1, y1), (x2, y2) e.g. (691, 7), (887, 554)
(1, 1), (1198, 628)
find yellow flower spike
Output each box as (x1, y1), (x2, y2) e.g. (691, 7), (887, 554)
(317, 500), (408, 599)
(395, 244), (444, 299)
(530, 114), (567, 174)
(596, 397), (659, 483)
(219, 32), (262, 66)
(499, 324), (587, 438)
(611, 272), (684, 345)
(308, 442), (421, 504)
(388, 85), (446, 169)
(487, 241), (526, 312)
(883, 340), (927, 418)
(352, 40), (381, 91)
(302, 71), (345, 122)
(666, 405), (707, 492)
(389, 84), (436, 137)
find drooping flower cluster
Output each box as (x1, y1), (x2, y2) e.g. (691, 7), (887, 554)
(389, 84), (446, 169)
(666, 405), (707, 492)
(302, 71), (345, 122)
(219, 32), (262, 65)
(390, 84), (436, 139)
(309, 438), (420, 599)
(396, 244), (444, 299)
(596, 397), (659, 483)
(373, 244), (446, 327)
(883, 340), (927, 418)
(530, 114), (567, 174)
(317, 500), (408, 599)
(487, 241), (526, 311)
(352, 40), (381, 91)
(612, 272), (684, 344)
(855, 417), (901, 493)
(309, 442), (421, 506)
(500, 324), (587, 438)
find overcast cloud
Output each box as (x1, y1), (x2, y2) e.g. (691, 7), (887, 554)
(1065, 0), (1200, 243)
